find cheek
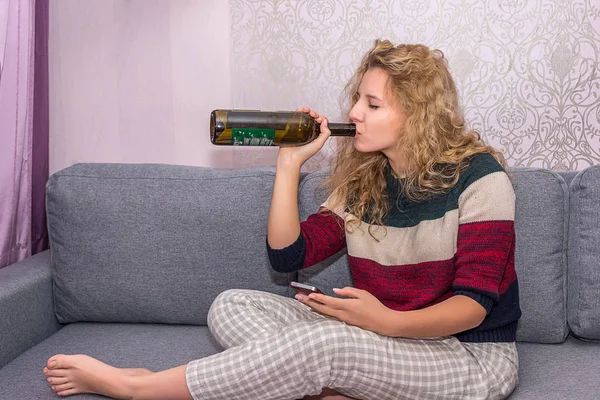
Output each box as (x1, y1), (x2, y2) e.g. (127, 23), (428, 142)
(366, 120), (397, 143)
(377, 112), (404, 142)
(368, 111), (394, 132)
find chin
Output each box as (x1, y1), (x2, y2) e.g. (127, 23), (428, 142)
(352, 138), (367, 152)
(352, 139), (377, 153)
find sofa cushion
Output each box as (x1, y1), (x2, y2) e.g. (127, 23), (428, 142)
(46, 163), (293, 325)
(298, 168), (569, 343)
(567, 165), (600, 340)
(509, 336), (600, 398)
(509, 169), (569, 343)
(0, 322), (220, 399)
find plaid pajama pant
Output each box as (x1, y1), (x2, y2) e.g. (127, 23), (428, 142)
(186, 289), (518, 400)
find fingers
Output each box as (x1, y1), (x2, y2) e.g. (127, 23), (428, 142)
(296, 106), (312, 114)
(301, 296), (342, 320)
(332, 287), (362, 298)
(299, 292), (346, 310)
(295, 107), (326, 124)
(306, 300), (336, 317)
(317, 119), (331, 142)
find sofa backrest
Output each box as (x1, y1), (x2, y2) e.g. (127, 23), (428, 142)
(46, 162), (600, 342)
(297, 167), (576, 344)
(510, 169), (569, 342)
(46, 163), (294, 325)
(567, 165), (600, 340)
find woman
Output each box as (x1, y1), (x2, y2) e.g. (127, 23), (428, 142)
(42, 39), (521, 400)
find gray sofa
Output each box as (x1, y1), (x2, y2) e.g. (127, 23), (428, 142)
(1, 162), (599, 399)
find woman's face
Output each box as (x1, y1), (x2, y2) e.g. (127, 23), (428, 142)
(348, 68), (407, 161)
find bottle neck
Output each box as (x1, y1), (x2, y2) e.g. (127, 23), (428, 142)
(320, 123), (356, 137)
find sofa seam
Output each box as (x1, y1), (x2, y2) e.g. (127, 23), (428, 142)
(298, 170), (329, 217)
(298, 169), (328, 194)
(50, 172), (277, 183)
(558, 170), (570, 340)
(569, 166), (599, 336)
(570, 170), (583, 335)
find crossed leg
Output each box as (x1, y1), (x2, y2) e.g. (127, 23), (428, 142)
(43, 356), (353, 399)
(207, 289), (356, 400)
(42, 290), (355, 399)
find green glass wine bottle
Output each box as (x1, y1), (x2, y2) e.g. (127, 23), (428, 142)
(210, 109), (356, 146)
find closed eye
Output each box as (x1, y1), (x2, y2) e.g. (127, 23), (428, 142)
(369, 105), (380, 109)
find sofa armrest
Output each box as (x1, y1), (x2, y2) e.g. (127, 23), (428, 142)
(0, 250), (62, 368)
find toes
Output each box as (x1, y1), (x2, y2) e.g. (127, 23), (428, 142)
(48, 354), (88, 371)
(52, 383), (75, 393)
(57, 388), (79, 396)
(44, 367), (68, 378)
(47, 376), (69, 385)
(47, 354), (65, 369)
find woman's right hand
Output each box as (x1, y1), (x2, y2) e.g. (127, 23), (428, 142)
(277, 107), (332, 169)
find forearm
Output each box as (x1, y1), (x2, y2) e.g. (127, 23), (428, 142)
(383, 295), (487, 338)
(267, 109), (331, 249)
(267, 160), (302, 249)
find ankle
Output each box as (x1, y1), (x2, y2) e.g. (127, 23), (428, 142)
(114, 373), (138, 400)
(127, 373), (157, 400)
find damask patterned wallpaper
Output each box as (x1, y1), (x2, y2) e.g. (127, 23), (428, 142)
(230, 0), (600, 171)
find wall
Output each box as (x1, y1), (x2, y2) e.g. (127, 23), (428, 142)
(230, 0), (600, 171)
(48, 0), (233, 174)
(49, 0), (600, 173)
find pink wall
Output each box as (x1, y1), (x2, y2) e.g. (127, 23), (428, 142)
(48, 0), (233, 174)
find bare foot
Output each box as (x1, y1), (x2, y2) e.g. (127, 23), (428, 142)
(42, 354), (139, 398)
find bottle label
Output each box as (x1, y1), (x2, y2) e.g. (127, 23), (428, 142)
(232, 128), (275, 146)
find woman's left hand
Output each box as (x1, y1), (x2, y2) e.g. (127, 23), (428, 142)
(296, 287), (394, 336)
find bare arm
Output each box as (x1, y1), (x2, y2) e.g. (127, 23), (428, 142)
(383, 295), (487, 338)
(298, 288), (487, 338)
(266, 107), (331, 249)
(266, 163), (302, 249)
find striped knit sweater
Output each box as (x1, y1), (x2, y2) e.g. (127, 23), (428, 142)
(268, 153), (521, 342)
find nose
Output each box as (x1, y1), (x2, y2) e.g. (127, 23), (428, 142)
(348, 103), (362, 123)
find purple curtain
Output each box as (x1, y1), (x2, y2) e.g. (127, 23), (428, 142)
(0, 0), (49, 269)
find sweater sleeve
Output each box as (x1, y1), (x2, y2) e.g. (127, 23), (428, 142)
(266, 207), (347, 272)
(266, 232), (306, 273)
(452, 169), (516, 314)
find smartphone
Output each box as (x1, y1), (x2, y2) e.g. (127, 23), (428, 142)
(290, 281), (322, 296)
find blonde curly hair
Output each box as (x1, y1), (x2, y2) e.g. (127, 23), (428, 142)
(325, 39), (506, 233)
